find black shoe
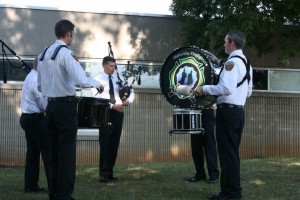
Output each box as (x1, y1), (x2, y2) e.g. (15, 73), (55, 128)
(209, 193), (230, 200)
(188, 175), (206, 182)
(209, 193), (241, 200)
(208, 178), (219, 184)
(24, 186), (46, 193)
(100, 176), (109, 183)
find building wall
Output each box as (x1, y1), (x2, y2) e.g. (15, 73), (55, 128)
(0, 7), (182, 62)
(1, 85), (300, 166)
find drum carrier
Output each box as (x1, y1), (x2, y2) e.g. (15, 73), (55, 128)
(160, 46), (221, 135)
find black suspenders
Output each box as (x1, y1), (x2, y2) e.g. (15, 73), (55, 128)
(39, 45), (69, 61)
(217, 56), (251, 87)
(39, 46), (50, 61)
(230, 55), (251, 87)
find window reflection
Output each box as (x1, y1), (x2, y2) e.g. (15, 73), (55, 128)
(269, 70), (300, 92)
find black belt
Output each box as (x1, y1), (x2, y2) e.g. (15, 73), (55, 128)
(48, 96), (77, 102)
(22, 113), (45, 116)
(217, 103), (243, 109)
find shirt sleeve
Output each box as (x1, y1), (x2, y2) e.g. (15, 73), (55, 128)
(203, 60), (238, 96)
(33, 85), (48, 111)
(37, 69), (42, 92)
(63, 51), (101, 88)
(247, 66), (253, 97)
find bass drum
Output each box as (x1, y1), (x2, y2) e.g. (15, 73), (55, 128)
(160, 46), (221, 109)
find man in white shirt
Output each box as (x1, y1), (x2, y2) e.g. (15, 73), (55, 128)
(92, 56), (135, 183)
(20, 57), (50, 193)
(196, 30), (253, 200)
(37, 19), (104, 200)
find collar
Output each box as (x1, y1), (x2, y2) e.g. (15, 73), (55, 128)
(54, 39), (67, 46)
(229, 49), (243, 58)
(104, 72), (115, 79)
(30, 69), (37, 73)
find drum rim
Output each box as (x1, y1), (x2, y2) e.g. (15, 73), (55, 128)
(76, 96), (110, 102)
(173, 109), (202, 114)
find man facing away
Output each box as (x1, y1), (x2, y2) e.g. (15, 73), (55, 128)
(37, 19), (104, 200)
(20, 57), (50, 194)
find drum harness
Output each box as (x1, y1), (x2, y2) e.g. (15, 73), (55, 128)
(39, 45), (69, 61)
(217, 55), (251, 87)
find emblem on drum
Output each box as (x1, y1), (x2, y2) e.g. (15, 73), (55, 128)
(169, 57), (206, 99)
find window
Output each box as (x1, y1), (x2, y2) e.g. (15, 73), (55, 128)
(1, 58), (300, 94)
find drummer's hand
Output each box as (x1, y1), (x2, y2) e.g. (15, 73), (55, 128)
(112, 104), (124, 112)
(195, 86), (204, 96)
(122, 99), (129, 106)
(97, 85), (104, 94)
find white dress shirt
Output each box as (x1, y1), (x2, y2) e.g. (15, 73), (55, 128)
(21, 69), (47, 113)
(91, 72), (135, 108)
(37, 40), (101, 97)
(203, 50), (253, 106)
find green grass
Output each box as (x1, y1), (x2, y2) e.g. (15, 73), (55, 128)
(1, 156), (300, 200)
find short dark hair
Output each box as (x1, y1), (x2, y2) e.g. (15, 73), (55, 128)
(54, 19), (75, 38)
(102, 56), (116, 65)
(227, 30), (246, 49)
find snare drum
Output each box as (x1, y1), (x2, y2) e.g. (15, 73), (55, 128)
(77, 97), (110, 128)
(172, 108), (204, 134)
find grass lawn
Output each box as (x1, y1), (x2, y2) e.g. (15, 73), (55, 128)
(0, 156), (299, 200)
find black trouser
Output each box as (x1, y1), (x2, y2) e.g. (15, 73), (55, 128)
(20, 113), (51, 190)
(190, 109), (219, 179)
(99, 109), (124, 178)
(216, 107), (244, 199)
(46, 100), (77, 200)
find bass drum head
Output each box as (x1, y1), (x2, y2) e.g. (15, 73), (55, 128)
(160, 46), (217, 109)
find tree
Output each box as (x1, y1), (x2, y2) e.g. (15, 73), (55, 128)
(170, 0), (300, 65)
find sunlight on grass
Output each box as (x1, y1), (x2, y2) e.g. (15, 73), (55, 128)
(126, 166), (145, 171)
(267, 161), (282, 165)
(288, 162), (300, 166)
(126, 166), (159, 179)
(126, 166), (158, 174)
(76, 167), (97, 176)
(249, 179), (266, 185)
(267, 158), (300, 167)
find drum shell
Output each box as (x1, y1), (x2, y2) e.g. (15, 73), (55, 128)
(172, 108), (204, 134)
(77, 97), (110, 128)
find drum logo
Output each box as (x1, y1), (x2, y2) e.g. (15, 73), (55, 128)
(169, 56), (206, 99)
